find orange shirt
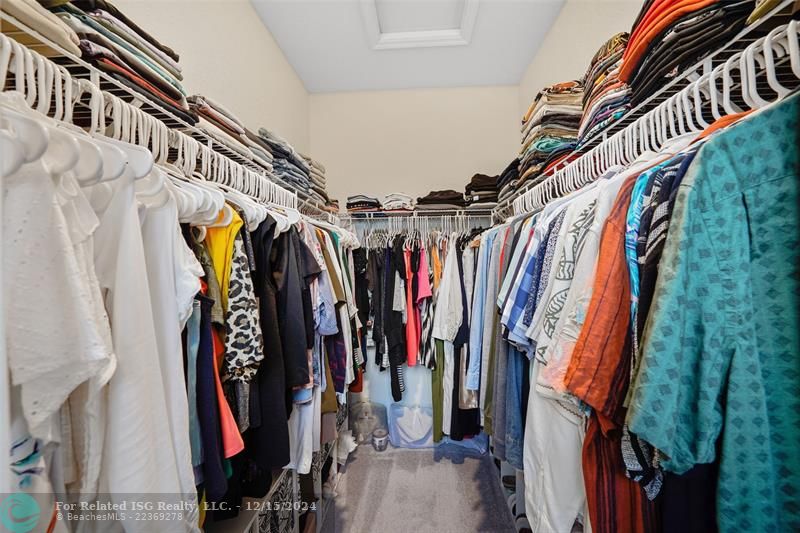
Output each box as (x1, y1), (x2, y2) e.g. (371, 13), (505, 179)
(627, 0), (676, 52)
(694, 109), (754, 141)
(212, 327), (245, 458)
(563, 174), (637, 415)
(620, 0), (718, 82)
(431, 243), (443, 291)
(564, 174), (656, 533)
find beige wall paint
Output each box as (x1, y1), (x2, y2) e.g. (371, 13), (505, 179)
(309, 86), (520, 201)
(518, 0), (641, 118)
(114, 0), (310, 152)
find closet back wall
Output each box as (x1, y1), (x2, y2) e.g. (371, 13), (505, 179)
(114, 0), (311, 152)
(309, 86), (520, 200)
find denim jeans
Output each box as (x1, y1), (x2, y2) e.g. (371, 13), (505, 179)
(186, 300), (203, 482)
(504, 346), (527, 470)
(491, 339), (509, 462)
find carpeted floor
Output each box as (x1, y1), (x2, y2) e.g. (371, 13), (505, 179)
(322, 445), (515, 533)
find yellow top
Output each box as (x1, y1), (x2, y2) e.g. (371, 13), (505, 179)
(204, 206), (243, 313)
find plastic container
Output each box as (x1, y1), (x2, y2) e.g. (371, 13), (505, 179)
(387, 404), (434, 449)
(372, 428), (389, 452)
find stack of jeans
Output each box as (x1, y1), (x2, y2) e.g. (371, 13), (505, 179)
(302, 154), (332, 207)
(258, 128), (312, 193)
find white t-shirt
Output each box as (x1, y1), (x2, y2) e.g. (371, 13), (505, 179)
(55, 168), (116, 499)
(87, 165), (193, 533)
(3, 157), (112, 442)
(138, 180), (202, 526)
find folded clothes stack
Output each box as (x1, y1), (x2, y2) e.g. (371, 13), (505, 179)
(464, 173), (499, 209)
(347, 195), (382, 212)
(416, 189), (467, 210)
(242, 128), (276, 171)
(301, 154), (334, 207)
(43, 0), (196, 124)
(620, 0), (755, 106)
(325, 198), (340, 214)
(497, 158), (520, 204)
(1, 0), (81, 56)
(188, 95), (274, 171)
(382, 193), (415, 212)
(518, 80), (584, 189)
(577, 32), (631, 146)
(257, 128), (312, 193)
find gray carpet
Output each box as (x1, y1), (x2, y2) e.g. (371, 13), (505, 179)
(322, 445), (515, 533)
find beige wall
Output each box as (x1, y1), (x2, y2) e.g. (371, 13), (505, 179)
(115, 0), (310, 152)
(110, 0), (637, 199)
(518, 0), (641, 117)
(309, 86), (520, 201)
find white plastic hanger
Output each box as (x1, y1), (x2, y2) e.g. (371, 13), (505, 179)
(33, 56), (108, 185)
(0, 37), (49, 163)
(788, 20), (800, 79)
(103, 91), (153, 180)
(761, 26), (792, 99)
(69, 80), (126, 183)
(9, 42), (79, 177)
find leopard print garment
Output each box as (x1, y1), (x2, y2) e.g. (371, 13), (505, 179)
(224, 233), (264, 382)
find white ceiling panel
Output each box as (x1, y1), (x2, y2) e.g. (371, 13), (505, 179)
(375, 0), (465, 32)
(250, 0), (566, 93)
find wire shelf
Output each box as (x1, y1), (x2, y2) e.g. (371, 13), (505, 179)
(1, 10), (334, 217)
(492, 0), (797, 220)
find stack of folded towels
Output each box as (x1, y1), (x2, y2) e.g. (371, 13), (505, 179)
(416, 190), (467, 211)
(302, 154), (332, 207)
(382, 193), (415, 212)
(257, 128), (312, 194)
(518, 80), (584, 188)
(464, 173), (499, 209)
(46, 0), (195, 124)
(347, 195), (382, 212)
(577, 33), (631, 146)
(621, 0), (755, 107)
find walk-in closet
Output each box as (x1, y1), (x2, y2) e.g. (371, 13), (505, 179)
(1, 0), (798, 532)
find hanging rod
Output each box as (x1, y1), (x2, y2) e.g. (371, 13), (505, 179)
(343, 209), (493, 219)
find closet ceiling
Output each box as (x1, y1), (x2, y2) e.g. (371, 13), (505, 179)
(250, 0), (565, 93)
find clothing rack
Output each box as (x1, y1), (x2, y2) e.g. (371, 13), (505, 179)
(0, 9), (334, 217)
(511, 19), (800, 216)
(492, 0), (798, 220)
(343, 210), (492, 246)
(1, 25), (354, 533)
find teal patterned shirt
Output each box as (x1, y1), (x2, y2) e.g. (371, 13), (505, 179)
(627, 93), (800, 532)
